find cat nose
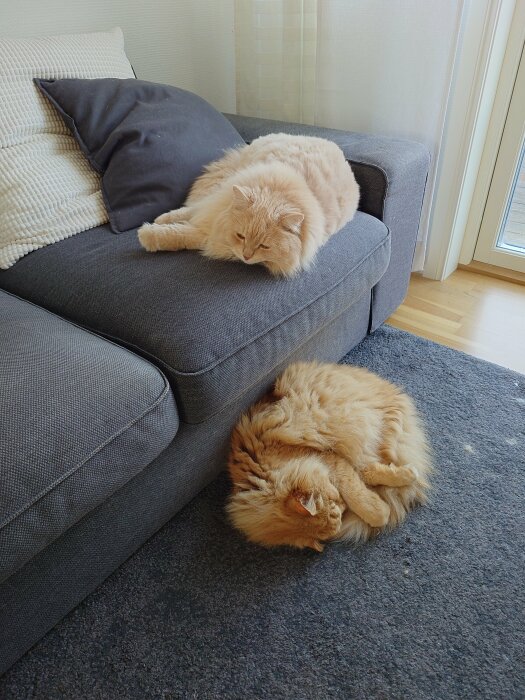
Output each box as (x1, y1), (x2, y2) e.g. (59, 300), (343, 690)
(243, 252), (253, 261)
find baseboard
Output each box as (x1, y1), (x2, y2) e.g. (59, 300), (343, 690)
(458, 260), (525, 285)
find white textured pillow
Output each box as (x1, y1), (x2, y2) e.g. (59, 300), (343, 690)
(0, 27), (135, 269)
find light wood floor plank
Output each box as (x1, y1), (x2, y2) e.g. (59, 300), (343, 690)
(386, 269), (525, 375)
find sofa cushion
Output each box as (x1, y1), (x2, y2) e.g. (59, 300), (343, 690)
(36, 78), (244, 233)
(0, 211), (390, 423)
(0, 291), (178, 583)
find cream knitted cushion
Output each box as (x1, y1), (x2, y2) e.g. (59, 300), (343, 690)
(0, 27), (134, 269)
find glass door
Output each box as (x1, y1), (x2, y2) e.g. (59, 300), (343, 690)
(474, 42), (525, 273)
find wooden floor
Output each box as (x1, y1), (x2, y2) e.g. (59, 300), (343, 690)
(387, 268), (525, 375)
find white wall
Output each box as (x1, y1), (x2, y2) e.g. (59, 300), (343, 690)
(0, 0), (236, 113)
(315, 0), (464, 269)
(315, 1), (462, 142)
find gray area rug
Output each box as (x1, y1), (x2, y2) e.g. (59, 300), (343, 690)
(2, 326), (524, 700)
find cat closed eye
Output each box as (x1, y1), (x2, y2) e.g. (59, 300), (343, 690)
(259, 244), (270, 250)
(236, 233), (245, 240)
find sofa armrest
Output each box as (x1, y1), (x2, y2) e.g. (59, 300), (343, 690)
(224, 114), (430, 330)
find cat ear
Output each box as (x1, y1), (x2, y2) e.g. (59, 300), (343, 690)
(280, 210), (304, 235)
(289, 492), (317, 516)
(232, 185), (254, 207)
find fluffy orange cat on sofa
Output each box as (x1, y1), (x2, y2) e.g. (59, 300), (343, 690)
(227, 362), (432, 551)
(138, 133), (360, 276)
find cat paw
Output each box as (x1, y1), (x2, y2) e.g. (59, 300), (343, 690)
(137, 224), (159, 252)
(264, 261), (301, 278)
(154, 212), (175, 225)
(366, 499), (390, 528)
(320, 502), (344, 539)
(390, 464), (418, 486)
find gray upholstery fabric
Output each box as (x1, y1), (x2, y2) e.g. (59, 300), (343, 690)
(225, 114), (430, 330)
(36, 79), (243, 232)
(0, 291), (178, 583)
(0, 292), (371, 674)
(0, 214), (389, 423)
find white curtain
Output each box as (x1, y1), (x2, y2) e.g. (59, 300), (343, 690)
(234, 0), (464, 271)
(235, 0), (318, 123)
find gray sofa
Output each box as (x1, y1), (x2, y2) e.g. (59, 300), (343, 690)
(0, 114), (429, 673)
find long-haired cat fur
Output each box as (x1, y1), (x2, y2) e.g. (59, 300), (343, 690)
(138, 133), (360, 276)
(227, 362), (431, 552)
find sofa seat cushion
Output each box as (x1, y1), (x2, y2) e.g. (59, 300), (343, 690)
(0, 212), (390, 423)
(0, 291), (178, 583)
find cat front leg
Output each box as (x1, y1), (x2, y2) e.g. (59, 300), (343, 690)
(138, 222), (205, 252)
(361, 462), (417, 488)
(336, 468), (390, 528)
(330, 432), (417, 489)
(154, 206), (193, 225)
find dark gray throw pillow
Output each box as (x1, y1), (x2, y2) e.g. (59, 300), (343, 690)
(36, 78), (244, 233)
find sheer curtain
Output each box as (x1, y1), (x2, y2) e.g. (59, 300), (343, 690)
(235, 0), (318, 123)
(234, 0), (463, 271)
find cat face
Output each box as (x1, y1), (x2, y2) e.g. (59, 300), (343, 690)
(228, 185), (304, 276)
(227, 456), (345, 552)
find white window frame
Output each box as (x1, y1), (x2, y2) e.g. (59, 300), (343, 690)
(423, 0), (520, 280)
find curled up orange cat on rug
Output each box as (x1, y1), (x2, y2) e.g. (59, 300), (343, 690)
(227, 362), (432, 552)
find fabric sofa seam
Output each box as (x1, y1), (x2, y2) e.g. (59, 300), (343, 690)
(1, 232), (389, 423)
(0, 290), (171, 388)
(186, 291), (375, 425)
(27, 230), (390, 389)
(76, 234), (389, 424)
(0, 377), (173, 533)
(175, 230), (390, 377)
